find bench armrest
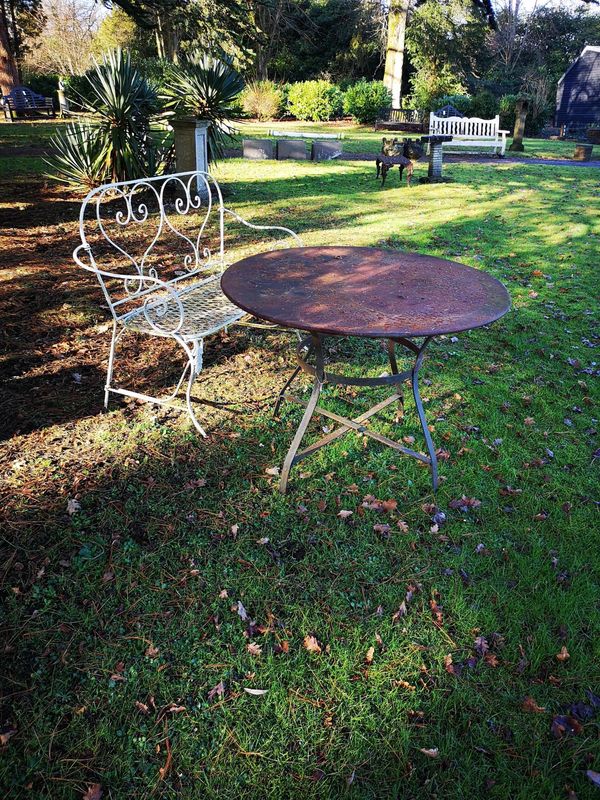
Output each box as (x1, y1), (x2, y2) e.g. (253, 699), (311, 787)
(223, 208), (303, 251)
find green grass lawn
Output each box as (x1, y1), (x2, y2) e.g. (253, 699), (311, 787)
(0, 117), (583, 162)
(1, 145), (599, 799)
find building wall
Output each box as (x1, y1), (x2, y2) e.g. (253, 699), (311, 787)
(556, 47), (600, 127)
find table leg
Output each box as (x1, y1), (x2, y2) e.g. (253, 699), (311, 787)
(387, 339), (404, 419)
(279, 334), (324, 494)
(411, 337), (438, 490)
(274, 338), (313, 418)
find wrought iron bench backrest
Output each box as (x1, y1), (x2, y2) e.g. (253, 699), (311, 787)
(73, 171), (301, 324)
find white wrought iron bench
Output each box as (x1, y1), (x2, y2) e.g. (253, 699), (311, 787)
(429, 112), (509, 156)
(73, 171), (302, 436)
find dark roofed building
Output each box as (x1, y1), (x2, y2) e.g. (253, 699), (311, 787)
(556, 46), (600, 132)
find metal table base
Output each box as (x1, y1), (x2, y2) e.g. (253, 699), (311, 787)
(276, 334), (438, 494)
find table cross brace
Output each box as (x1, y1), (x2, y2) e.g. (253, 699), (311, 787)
(276, 333), (438, 493)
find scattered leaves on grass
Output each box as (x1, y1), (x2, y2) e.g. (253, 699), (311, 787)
(556, 646), (570, 662)
(448, 496), (481, 512)
(82, 785), (102, 800)
(522, 696), (546, 713)
(373, 523), (391, 538)
(550, 715), (583, 739)
(303, 635), (322, 654)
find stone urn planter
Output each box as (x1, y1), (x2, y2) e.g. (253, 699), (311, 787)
(586, 127), (600, 145)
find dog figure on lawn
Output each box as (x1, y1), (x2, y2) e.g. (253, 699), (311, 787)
(376, 138), (425, 187)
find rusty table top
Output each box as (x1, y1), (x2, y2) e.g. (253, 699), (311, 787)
(221, 246), (510, 339)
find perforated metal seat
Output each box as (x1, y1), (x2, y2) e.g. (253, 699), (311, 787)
(124, 275), (245, 340)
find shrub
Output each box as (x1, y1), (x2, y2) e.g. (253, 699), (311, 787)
(432, 93), (473, 115)
(161, 53), (244, 162)
(63, 72), (97, 111)
(22, 73), (59, 99)
(241, 80), (284, 121)
(408, 64), (466, 111)
(499, 94), (518, 131)
(470, 90), (498, 120)
(343, 80), (391, 124)
(287, 80), (343, 121)
(49, 49), (164, 190)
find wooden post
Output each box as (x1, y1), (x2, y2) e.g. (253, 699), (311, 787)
(509, 98), (528, 152)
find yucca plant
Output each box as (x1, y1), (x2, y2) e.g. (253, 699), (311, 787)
(49, 49), (166, 190)
(161, 53), (244, 162)
(47, 122), (105, 191)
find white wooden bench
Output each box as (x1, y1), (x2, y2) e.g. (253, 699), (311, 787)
(429, 113), (509, 156)
(73, 171), (302, 436)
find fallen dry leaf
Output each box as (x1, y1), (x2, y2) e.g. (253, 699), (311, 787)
(556, 646), (570, 662)
(418, 747), (439, 758)
(274, 640), (289, 655)
(522, 696), (546, 713)
(208, 680), (225, 701)
(243, 687), (268, 696)
(67, 498), (81, 515)
(0, 728), (16, 747)
(337, 509), (353, 519)
(524, 417), (535, 426)
(397, 520), (409, 533)
(303, 635), (322, 654)
(82, 785), (102, 800)
(265, 466), (280, 476)
(135, 700), (150, 714)
(145, 644), (159, 659)
(551, 714), (582, 739)
(247, 642), (262, 657)
(236, 600), (249, 622)
(365, 646), (375, 665)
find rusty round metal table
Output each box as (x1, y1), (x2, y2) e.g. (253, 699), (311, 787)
(221, 246), (510, 493)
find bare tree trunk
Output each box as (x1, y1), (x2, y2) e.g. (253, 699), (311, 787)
(0, 10), (18, 94)
(384, 0), (409, 109)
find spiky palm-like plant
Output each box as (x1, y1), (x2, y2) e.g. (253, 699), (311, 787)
(49, 49), (166, 190)
(161, 53), (244, 162)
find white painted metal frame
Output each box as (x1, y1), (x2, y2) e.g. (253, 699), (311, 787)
(73, 170), (302, 436)
(429, 113), (509, 156)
